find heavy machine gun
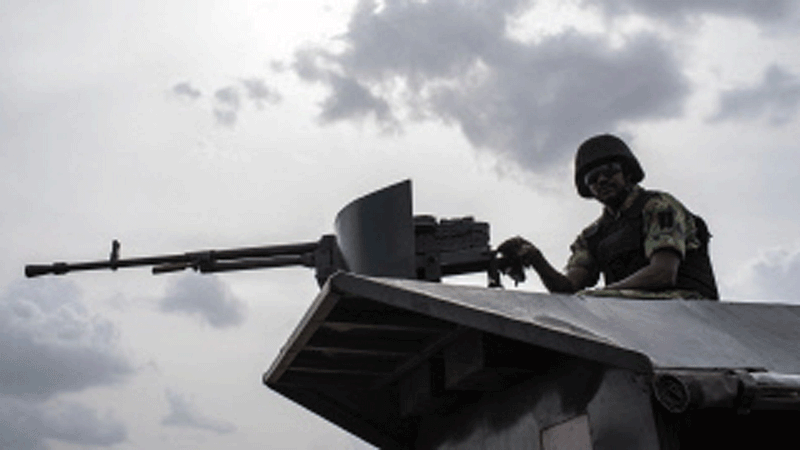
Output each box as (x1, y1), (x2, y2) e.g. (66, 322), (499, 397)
(25, 180), (521, 287)
(24, 236), (340, 285)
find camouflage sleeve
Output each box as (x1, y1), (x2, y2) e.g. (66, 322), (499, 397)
(566, 232), (600, 286)
(641, 193), (700, 259)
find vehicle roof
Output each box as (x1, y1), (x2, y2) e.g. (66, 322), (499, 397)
(265, 272), (800, 448)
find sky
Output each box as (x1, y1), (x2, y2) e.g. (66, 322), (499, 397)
(2, 0), (800, 448)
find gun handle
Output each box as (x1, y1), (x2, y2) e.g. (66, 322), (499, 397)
(152, 262), (193, 274)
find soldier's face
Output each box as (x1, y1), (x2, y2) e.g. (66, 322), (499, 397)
(586, 163), (630, 207)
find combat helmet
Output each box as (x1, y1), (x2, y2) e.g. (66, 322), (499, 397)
(574, 134), (645, 198)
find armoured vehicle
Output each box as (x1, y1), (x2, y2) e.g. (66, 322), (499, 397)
(27, 180), (800, 449)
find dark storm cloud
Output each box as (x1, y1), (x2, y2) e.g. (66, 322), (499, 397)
(158, 273), (246, 328)
(240, 78), (282, 108)
(709, 65), (800, 126)
(0, 279), (134, 400)
(0, 280), (132, 449)
(0, 396), (127, 450)
(587, 0), (799, 25)
(161, 390), (236, 434)
(336, 0), (529, 81)
(429, 33), (688, 168)
(319, 74), (396, 126)
(292, 0), (690, 171)
(172, 82), (202, 100)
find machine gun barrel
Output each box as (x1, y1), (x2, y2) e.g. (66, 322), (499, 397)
(25, 240), (322, 278)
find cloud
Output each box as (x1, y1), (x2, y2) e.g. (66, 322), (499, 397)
(734, 246), (800, 302)
(319, 73), (397, 127)
(214, 86), (241, 110)
(709, 65), (800, 125)
(158, 273), (246, 328)
(170, 79), (282, 127)
(240, 78), (282, 108)
(586, 0), (799, 25)
(213, 86), (241, 127)
(0, 279), (132, 449)
(269, 60), (287, 72)
(161, 390), (236, 434)
(292, 0), (689, 172)
(210, 81), (282, 126)
(213, 109), (238, 127)
(172, 82), (202, 100)
(0, 396), (127, 450)
(0, 279), (134, 401)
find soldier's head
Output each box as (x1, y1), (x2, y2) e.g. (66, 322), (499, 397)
(574, 134), (645, 207)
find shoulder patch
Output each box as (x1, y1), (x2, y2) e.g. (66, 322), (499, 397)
(658, 210), (674, 229)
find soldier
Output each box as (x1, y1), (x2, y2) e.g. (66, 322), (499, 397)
(500, 134), (719, 299)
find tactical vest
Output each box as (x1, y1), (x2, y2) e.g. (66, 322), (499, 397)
(585, 190), (719, 300)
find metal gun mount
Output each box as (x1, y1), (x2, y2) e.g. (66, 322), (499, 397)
(25, 180), (512, 287)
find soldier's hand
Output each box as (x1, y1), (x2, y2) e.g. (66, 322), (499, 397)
(498, 236), (540, 263)
(497, 236), (540, 285)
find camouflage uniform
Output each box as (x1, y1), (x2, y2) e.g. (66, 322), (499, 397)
(566, 186), (713, 300)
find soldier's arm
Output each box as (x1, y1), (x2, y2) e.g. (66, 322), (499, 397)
(603, 193), (689, 291)
(499, 236), (595, 293)
(603, 249), (680, 290)
(523, 246), (593, 293)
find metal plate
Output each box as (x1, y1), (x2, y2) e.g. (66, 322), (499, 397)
(334, 179), (415, 279)
(337, 274), (800, 374)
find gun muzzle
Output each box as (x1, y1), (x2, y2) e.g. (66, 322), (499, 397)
(25, 263), (69, 278)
